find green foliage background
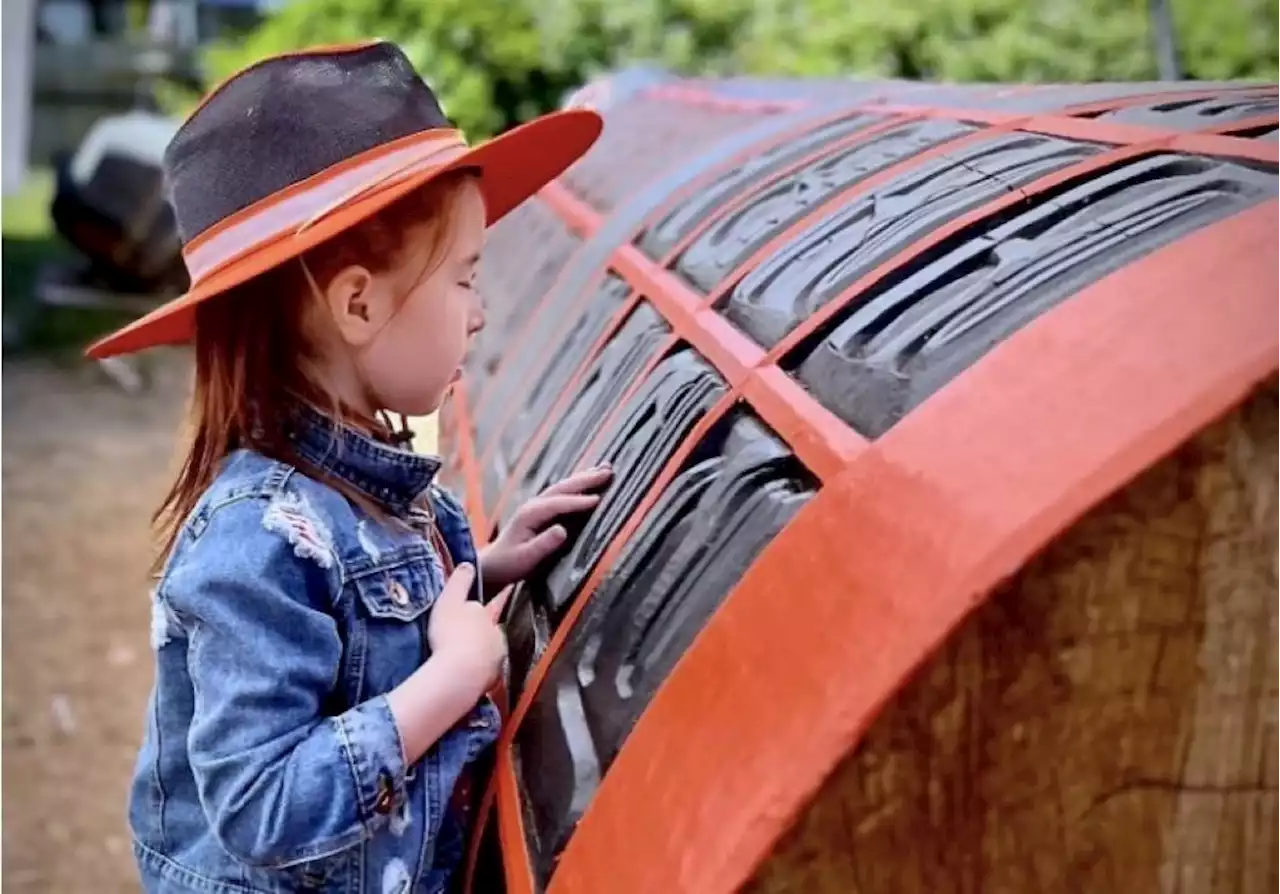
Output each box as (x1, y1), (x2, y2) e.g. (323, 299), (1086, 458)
(190, 0), (1278, 139)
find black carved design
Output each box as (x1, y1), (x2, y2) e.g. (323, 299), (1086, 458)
(468, 199), (581, 419)
(791, 153), (1278, 437)
(1090, 92), (1278, 130)
(478, 275), (636, 518)
(506, 303), (671, 521)
(635, 112), (885, 260)
(674, 119), (979, 293)
(494, 276), (634, 473)
(1229, 123), (1279, 141)
(538, 350), (729, 614)
(505, 345), (723, 704)
(722, 134), (1103, 346)
(514, 413), (812, 889)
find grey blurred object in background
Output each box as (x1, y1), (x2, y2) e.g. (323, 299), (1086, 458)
(4, 1), (275, 380)
(1149, 0), (1183, 80)
(38, 109), (185, 391)
(3, 0), (38, 197)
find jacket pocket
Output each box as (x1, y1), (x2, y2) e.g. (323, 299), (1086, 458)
(352, 556), (440, 623)
(350, 556), (443, 701)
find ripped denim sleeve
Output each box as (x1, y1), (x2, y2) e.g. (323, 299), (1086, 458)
(162, 494), (407, 870)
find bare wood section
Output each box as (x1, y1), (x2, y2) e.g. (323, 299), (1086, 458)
(747, 379), (1278, 894)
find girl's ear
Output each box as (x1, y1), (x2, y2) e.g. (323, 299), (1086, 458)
(324, 264), (395, 347)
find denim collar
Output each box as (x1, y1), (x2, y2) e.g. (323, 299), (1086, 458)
(287, 404), (440, 516)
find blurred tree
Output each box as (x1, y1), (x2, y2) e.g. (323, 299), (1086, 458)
(200, 0), (562, 137)
(1173, 0), (1280, 79)
(186, 0), (1278, 138)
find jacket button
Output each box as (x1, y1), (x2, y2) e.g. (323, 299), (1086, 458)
(373, 772), (396, 815)
(389, 581), (410, 606)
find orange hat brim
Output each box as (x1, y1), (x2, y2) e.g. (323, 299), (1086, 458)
(85, 108), (602, 360)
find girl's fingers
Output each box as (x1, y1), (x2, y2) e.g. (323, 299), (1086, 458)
(541, 464), (613, 498)
(437, 563), (476, 606)
(508, 525), (568, 571)
(486, 588), (510, 623)
(514, 492), (601, 530)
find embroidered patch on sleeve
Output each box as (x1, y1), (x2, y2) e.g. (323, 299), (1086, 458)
(262, 492), (336, 569)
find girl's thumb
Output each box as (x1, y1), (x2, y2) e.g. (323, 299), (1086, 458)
(440, 563), (476, 602)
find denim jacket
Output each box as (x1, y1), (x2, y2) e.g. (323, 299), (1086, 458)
(130, 407), (501, 894)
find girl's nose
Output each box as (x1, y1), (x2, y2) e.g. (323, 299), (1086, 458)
(467, 304), (486, 336)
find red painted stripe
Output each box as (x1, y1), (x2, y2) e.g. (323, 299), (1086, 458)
(539, 183), (869, 484)
(867, 101), (1279, 162)
(495, 747), (537, 894)
(1167, 130), (1278, 163)
(639, 84), (808, 114)
(1060, 84), (1276, 117)
(738, 365), (869, 483)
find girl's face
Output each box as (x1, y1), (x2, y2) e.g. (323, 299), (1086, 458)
(319, 179), (488, 418)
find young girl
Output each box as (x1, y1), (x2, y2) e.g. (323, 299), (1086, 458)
(87, 42), (608, 894)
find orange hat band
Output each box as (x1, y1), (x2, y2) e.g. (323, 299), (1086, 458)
(182, 132), (470, 283)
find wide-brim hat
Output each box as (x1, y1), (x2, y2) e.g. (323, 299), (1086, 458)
(85, 41), (602, 359)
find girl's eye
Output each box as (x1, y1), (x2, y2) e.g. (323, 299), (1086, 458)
(458, 281), (474, 291)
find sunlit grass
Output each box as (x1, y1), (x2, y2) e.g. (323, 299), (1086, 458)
(2, 168), (72, 351)
(2, 168), (56, 239)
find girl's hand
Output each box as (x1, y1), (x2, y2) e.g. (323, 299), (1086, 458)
(427, 564), (507, 697)
(480, 464), (613, 592)
(389, 564), (507, 762)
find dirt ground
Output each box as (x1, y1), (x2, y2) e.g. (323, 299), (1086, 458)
(3, 350), (191, 892)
